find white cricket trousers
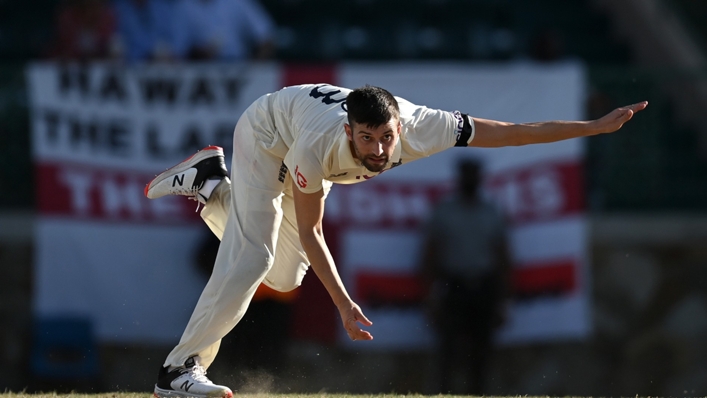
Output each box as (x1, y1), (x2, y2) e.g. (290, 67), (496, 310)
(163, 104), (315, 370)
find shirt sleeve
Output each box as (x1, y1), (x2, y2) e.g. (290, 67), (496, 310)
(284, 139), (326, 194)
(398, 98), (473, 159)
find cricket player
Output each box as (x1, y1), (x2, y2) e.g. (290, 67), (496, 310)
(145, 83), (647, 397)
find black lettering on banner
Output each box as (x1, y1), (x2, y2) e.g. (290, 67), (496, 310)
(60, 115), (134, 155)
(309, 85), (346, 105)
(214, 123), (234, 155)
(58, 64), (90, 97)
(180, 125), (205, 155)
(43, 110), (61, 145)
(107, 121), (131, 156)
(223, 78), (243, 103)
(140, 77), (180, 105)
(69, 117), (100, 149)
(189, 77), (215, 105)
(99, 70), (127, 102)
(146, 125), (169, 158)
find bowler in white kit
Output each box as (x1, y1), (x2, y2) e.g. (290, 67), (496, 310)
(145, 83), (647, 397)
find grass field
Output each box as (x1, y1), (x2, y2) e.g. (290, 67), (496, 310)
(0, 395), (488, 398)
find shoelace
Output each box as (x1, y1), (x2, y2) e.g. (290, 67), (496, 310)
(187, 196), (203, 212)
(171, 186), (201, 197)
(188, 364), (212, 383)
(175, 181), (206, 212)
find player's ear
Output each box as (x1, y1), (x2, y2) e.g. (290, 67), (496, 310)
(397, 121), (402, 134)
(344, 123), (353, 141)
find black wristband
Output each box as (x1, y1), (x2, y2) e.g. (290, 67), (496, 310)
(454, 113), (473, 147)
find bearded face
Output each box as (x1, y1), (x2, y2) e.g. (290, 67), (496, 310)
(345, 118), (400, 172)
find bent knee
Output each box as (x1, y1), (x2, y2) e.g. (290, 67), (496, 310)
(262, 277), (301, 293)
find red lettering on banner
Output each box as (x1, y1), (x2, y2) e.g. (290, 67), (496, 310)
(485, 161), (584, 225)
(294, 165), (307, 188)
(324, 161), (583, 228)
(324, 182), (451, 228)
(36, 162), (201, 224)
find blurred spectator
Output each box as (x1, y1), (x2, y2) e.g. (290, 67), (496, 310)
(113, 0), (183, 63)
(529, 28), (566, 62)
(47, 0), (120, 61)
(419, 158), (512, 395)
(173, 0), (275, 61)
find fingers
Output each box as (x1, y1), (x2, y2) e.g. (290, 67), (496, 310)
(623, 101), (648, 114)
(616, 101), (647, 124)
(621, 109), (634, 122)
(355, 309), (373, 327)
(593, 101), (647, 134)
(345, 316), (373, 341)
(342, 307), (374, 341)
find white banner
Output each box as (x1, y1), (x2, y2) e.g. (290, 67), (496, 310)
(333, 62), (589, 348)
(28, 62), (282, 343)
(28, 61), (589, 345)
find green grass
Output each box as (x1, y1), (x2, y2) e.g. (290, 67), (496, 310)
(0, 394), (495, 398)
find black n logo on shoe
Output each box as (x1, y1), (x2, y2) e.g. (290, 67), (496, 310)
(181, 380), (194, 392)
(172, 174), (184, 187)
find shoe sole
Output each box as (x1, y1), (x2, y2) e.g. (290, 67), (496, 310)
(144, 145), (224, 199)
(154, 386), (233, 398)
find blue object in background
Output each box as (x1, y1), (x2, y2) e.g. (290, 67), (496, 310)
(30, 316), (100, 380)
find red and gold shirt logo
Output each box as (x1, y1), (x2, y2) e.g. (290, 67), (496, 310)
(295, 165), (308, 188)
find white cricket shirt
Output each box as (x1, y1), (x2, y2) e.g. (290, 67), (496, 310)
(251, 84), (474, 194)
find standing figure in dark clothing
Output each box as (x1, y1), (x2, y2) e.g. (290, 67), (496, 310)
(420, 158), (512, 395)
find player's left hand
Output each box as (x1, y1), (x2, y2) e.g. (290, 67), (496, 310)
(592, 101), (648, 134)
(337, 300), (373, 341)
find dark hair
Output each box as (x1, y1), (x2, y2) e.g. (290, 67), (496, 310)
(346, 85), (400, 128)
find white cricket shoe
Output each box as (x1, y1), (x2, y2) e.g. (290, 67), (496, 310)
(144, 145), (228, 203)
(154, 356), (233, 398)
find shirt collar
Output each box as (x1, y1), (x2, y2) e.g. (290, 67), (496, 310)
(388, 138), (402, 169)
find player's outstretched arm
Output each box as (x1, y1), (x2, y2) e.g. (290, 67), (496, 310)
(469, 101), (648, 148)
(292, 181), (374, 341)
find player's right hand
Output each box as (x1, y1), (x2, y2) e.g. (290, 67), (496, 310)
(592, 101), (648, 134)
(337, 301), (374, 341)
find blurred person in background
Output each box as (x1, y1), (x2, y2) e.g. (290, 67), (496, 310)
(113, 0), (183, 63)
(529, 28), (566, 62)
(419, 158), (511, 395)
(172, 0), (275, 61)
(144, 83), (646, 398)
(47, 0), (120, 61)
